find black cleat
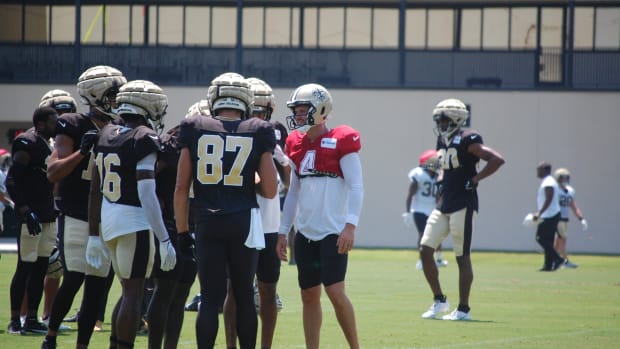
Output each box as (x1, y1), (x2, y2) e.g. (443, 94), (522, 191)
(24, 317), (48, 334)
(8, 319), (25, 335)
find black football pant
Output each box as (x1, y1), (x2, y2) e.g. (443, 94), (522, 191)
(536, 213), (562, 270)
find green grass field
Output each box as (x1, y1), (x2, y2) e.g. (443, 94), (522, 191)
(1, 250), (619, 348)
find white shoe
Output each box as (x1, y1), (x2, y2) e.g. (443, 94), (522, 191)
(416, 260), (423, 270)
(421, 300), (450, 319)
(442, 309), (471, 321)
(436, 259), (448, 267)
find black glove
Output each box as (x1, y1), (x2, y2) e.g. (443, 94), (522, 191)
(177, 232), (196, 262)
(24, 209), (42, 236)
(79, 130), (99, 156)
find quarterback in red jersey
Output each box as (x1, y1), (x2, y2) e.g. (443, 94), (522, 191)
(277, 83), (363, 349)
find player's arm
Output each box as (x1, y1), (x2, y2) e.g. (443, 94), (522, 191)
(88, 160), (102, 237)
(174, 147), (192, 234)
(406, 179), (418, 212)
(337, 152), (364, 254)
(6, 149), (32, 217)
(256, 151), (278, 199)
(47, 134), (86, 183)
(277, 164), (300, 261)
(467, 143), (505, 186)
(569, 199), (584, 221)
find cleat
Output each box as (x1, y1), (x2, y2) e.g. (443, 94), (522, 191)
(421, 300), (450, 319)
(63, 311), (79, 323)
(276, 293), (284, 312)
(41, 339), (57, 349)
(442, 309), (471, 321)
(24, 317), (49, 334)
(436, 259), (448, 267)
(185, 294), (201, 312)
(415, 260), (423, 270)
(8, 319), (25, 335)
(564, 260), (579, 269)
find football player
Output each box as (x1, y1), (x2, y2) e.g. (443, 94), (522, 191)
(553, 168), (587, 269)
(146, 120), (198, 349)
(87, 80), (176, 349)
(174, 72), (277, 349)
(36, 89), (77, 328)
(531, 162), (564, 272)
(42, 66), (126, 349)
(404, 149), (447, 269)
(419, 98), (504, 321)
(276, 83), (363, 349)
(223, 77), (287, 349)
(7, 106), (58, 335)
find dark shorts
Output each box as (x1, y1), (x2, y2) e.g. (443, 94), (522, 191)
(413, 212), (429, 235)
(294, 233), (347, 289)
(256, 233), (281, 283)
(152, 240), (198, 284)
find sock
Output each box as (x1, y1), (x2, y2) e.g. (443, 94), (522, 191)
(457, 304), (470, 313)
(434, 294), (447, 302)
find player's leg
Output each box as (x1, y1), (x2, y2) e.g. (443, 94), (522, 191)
(444, 207), (474, 320)
(24, 222), (56, 332)
(95, 268), (115, 332)
(321, 234), (359, 349)
(164, 263), (196, 349)
(287, 226), (296, 265)
(295, 232), (322, 349)
(9, 230), (36, 334)
(227, 215), (259, 349)
(256, 233), (282, 349)
(112, 230), (155, 349)
(194, 221), (228, 349)
(223, 278), (238, 349)
(536, 215), (563, 270)
(419, 210), (450, 318)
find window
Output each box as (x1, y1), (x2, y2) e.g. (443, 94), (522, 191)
(373, 8), (398, 48)
(25, 5), (47, 42)
(243, 7), (263, 46)
(81, 5), (103, 44)
(212, 7), (236, 47)
(105, 6), (130, 44)
(346, 8), (371, 48)
(541, 7), (563, 48)
(303, 7), (318, 48)
(461, 9), (481, 49)
(266, 7), (294, 47)
(318, 8), (344, 48)
(405, 9), (426, 48)
(427, 9), (453, 48)
(0, 5), (22, 41)
(595, 7), (620, 49)
(483, 8), (509, 49)
(573, 7), (593, 49)
(185, 6), (210, 45)
(511, 7), (537, 49)
(158, 6), (183, 45)
(51, 5), (75, 43)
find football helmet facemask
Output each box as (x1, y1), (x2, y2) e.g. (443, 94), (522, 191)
(39, 89), (77, 114)
(116, 80), (168, 133)
(207, 72), (253, 119)
(432, 98), (469, 140)
(286, 83), (332, 132)
(77, 65), (127, 120)
(419, 149), (440, 172)
(246, 77), (275, 121)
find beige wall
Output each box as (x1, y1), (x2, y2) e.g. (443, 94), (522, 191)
(1, 84), (619, 254)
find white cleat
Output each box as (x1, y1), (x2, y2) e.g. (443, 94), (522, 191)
(436, 259), (449, 267)
(416, 260), (423, 270)
(442, 309), (471, 321)
(421, 300), (450, 319)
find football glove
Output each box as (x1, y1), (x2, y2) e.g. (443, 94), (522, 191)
(79, 129), (99, 156)
(24, 209), (42, 236)
(159, 239), (177, 272)
(273, 144), (289, 167)
(580, 218), (588, 231)
(465, 179), (477, 191)
(85, 236), (109, 270)
(177, 232), (196, 262)
(402, 212), (413, 228)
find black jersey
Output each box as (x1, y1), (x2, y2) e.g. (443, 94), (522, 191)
(177, 115), (276, 220)
(54, 112), (99, 220)
(156, 128), (180, 231)
(7, 128), (56, 222)
(436, 129), (483, 213)
(93, 124), (160, 207)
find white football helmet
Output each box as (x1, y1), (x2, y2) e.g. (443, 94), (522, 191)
(116, 80), (168, 133)
(77, 65), (127, 120)
(39, 89), (77, 114)
(246, 77), (275, 120)
(207, 72), (253, 118)
(286, 83), (332, 131)
(186, 100), (211, 118)
(419, 149), (440, 172)
(432, 98), (469, 140)
(554, 168), (571, 184)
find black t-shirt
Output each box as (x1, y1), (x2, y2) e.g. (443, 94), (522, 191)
(94, 124), (160, 207)
(177, 115), (275, 220)
(54, 112), (98, 220)
(8, 128), (56, 222)
(436, 129), (483, 213)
